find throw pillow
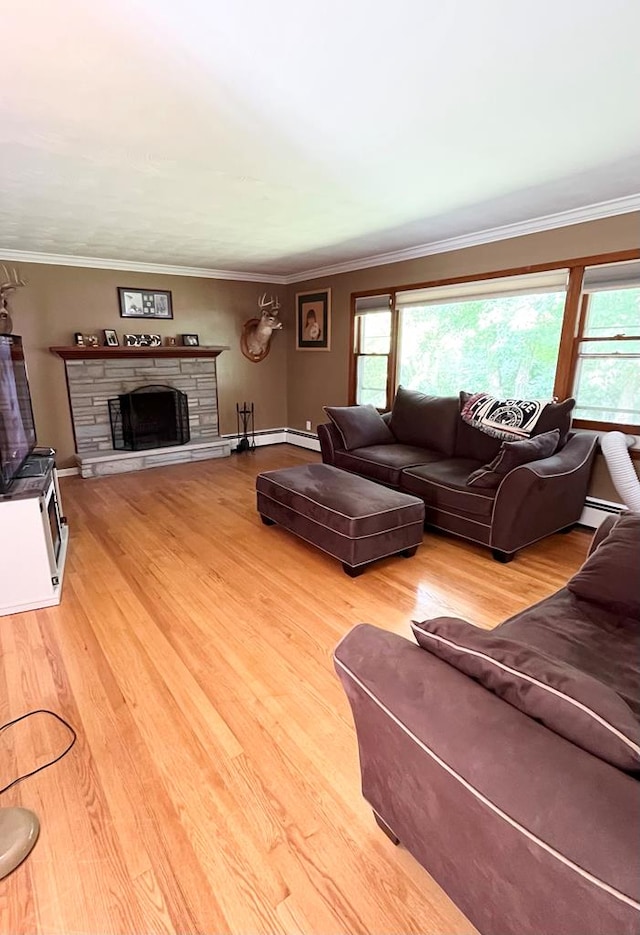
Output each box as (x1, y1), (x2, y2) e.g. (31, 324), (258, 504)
(467, 429), (560, 489)
(388, 387), (458, 455)
(533, 397), (575, 447)
(323, 405), (394, 451)
(411, 617), (640, 773)
(567, 511), (640, 618)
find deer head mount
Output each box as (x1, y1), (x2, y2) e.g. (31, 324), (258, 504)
(240, 293), (283, 363)
(0, 265), (26, 335)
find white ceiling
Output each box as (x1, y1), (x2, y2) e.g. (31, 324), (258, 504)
(2, 0), (640, 280)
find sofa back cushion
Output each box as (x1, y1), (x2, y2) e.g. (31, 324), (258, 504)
(567, 511), (640, 617)
(389, 387), (458, 455)
(467, 429), (560, 489)
(411, 616), (640, 773)
(323, 405), (394, 451)
(535, 397), (576, 446)
(455, 392), (504, 461)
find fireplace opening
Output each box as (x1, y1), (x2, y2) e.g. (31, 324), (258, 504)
(108, 385), (190, 451)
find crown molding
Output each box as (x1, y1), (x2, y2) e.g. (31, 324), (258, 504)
(0, 249), (288, 284)
(282, 193), (640, 283)
(1, 193), (638, 286)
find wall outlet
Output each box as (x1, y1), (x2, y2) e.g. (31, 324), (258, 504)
(305, 420), (312, 431)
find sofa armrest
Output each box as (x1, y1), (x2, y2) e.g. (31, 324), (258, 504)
(317, 421), (345, 464)
(491, 432), (598, 553)
(335, 623), (640, 935)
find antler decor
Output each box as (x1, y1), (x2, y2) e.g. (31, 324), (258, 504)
(0, 265), (26, 335)
(240, 293), (283, 362)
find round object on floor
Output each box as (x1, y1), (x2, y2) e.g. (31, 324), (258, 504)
(0, 808), (39, 879)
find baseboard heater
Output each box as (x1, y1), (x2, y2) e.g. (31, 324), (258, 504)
(579, 496), (624, 529)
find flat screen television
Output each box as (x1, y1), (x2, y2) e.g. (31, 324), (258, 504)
(0, 335), (36, 493)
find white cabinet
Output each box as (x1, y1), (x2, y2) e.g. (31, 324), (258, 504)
(0, 461), (69, 616)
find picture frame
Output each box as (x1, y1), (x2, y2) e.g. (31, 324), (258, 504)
(118, 287), (173, 320)
(74, 332), (84, 346)
(123, 333), (162, 347)
(103, 329), (119, 347)
(181, 333), (199, 347)
(296, 289), (331, 351)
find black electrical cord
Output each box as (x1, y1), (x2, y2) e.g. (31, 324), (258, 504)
(0, 709), (76, 795)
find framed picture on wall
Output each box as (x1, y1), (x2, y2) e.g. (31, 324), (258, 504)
(296, 289), (331, 351)
(118, 287), (173, 319)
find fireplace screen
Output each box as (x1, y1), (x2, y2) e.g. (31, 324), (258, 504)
(109, 385), (190, 451)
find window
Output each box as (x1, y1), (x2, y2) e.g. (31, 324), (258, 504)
(571, 261), (640, 430)
(353, 296), (392, 408)
(349, 250), (640, 431)
(396, 271), (567, 400)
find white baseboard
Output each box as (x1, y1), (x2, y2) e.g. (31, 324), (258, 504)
(222, 427), (321, 452)
(579, 497), (624, 529)
(57, 467), (79, 477)
(223, 428), (288, 448)
(284, 429), (321, 451)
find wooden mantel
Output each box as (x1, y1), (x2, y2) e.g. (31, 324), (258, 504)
(50, 345), (230, 360)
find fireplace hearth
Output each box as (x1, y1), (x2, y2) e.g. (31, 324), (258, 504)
(109, 385), (190, 451)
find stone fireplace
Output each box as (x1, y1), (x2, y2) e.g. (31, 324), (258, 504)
(51, 345), (231, 477)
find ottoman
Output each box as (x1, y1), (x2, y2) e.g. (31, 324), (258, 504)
(256, 463), (425, 576)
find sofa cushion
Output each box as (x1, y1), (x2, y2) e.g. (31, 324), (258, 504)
(497, 588), (640, 717)
(467, 429), (560, 489)
(567, 512), (640, 617)
(334, 444), (443, 487)
(455, 392), (504, 462)
(401, 458), (494, 519)
(323, 404), (394, 451)
(411, 615), (640, 773)
(535, 397), (576, 446)
(389, 387), (458, 456)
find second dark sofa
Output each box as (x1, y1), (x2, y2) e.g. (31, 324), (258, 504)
(334, 512), (640, 935)
(318, 388), (597, 561)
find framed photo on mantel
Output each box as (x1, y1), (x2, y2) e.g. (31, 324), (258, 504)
(118, 287), (173, 319)
(296, 289), (331, 351)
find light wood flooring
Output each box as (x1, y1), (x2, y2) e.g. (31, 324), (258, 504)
(0, 445), (592, 934)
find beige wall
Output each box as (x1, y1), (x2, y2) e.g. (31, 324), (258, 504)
(285, 211), (640, 432)
(11, 264), (288, 466)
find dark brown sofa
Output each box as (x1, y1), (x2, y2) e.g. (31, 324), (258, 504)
(334, 513), (640, 935)
(318, 389), (597, 561)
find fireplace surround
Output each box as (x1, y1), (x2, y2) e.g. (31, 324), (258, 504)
(51, 345), (232, 476)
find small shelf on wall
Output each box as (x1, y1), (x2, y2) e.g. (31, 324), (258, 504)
(49, 345), (230, 360)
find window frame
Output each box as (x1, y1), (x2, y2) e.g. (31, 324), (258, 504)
(350, 292), (398, 411)
(349, 249), (640, 431)
(563, 290), (640, 433)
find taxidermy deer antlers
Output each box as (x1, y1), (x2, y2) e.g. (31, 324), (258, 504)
(0, 265), (25, 335)
(241, 293), (283, 362)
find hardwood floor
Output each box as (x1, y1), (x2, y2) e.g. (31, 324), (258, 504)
(0, 445), (592, 934)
